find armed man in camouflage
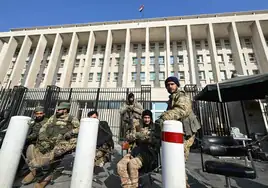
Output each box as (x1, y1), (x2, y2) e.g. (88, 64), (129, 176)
(21, 102), (80, 188)
(117, 110), (161, 188)
(26, 106), (48, 145)
(87, 110), (114, 167)
(120, 93), (143, 150)
(156, 76), (201, 188)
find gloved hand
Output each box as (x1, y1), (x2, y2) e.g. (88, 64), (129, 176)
(64, 132), (73, 140)
(155, 119), (164, 130)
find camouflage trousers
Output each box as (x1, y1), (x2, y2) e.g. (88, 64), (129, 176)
(26, 138), (77, 170)
(184, 135), (195, 188)
(95, 143), (112, 167)
(117, 154), (142, 188)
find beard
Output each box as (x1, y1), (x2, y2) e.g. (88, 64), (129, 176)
(56, 112), (64, 118)
(35, 116), (44, 122)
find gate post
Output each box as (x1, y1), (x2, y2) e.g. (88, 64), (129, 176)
(43, 85), (60, 117)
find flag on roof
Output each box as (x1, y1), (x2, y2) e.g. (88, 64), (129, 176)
(139, 5), (144, 12)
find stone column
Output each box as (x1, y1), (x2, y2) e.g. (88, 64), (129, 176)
(25, 34), (47, 88)
(10, 36), (32, 87)
(43, 33), (63, 86)
(100, 30), (113, 88)
(0, 36), (18, 83)
(186, 25), (197, 84)
(82, 31), (95, 87)
(122, 29), (131, 87)
(165, 26), (171, 77)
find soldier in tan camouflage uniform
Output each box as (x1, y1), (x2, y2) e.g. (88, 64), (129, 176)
(117, 110), (161, 188)
(156, 76), (200, 188)
(120, 93), (143, 150)
(21, 102), (80, 188)
(87, 110), (114, 167)
(26, 106), (48, 145)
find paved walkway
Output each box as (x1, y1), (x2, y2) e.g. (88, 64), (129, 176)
(15, 146), (268, 188)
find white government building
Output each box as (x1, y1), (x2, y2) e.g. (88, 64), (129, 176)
(0, 10), (268, 101)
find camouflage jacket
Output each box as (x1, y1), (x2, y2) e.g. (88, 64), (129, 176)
(120, 100), (143, 121)
(27, 118), (48, 142)
(160, 90), (192, 121)
(36, 114), (80, 154)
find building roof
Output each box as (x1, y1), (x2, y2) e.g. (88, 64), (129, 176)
(10, 10), (268, 32)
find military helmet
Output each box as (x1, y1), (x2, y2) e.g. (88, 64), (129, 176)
(34, 106), (44, 113)
(57, 102), (71, 110)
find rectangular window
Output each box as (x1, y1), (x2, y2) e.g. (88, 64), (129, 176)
(56, 74), (61, 82)
(150, 72), (155, 81)
(91, 58), (96, 67)
(177, 55), (183, 63)
(97, 73), (102, 82)
(72, 73), (77, 82)
(218, 54), (224, 63)
(159, 43), (164, 49)
(245, 38), (252, 47)
(113, 72), (118, 81)
(75, 59), (80, 67)
(107, 72), (110, 81)
(159, 56), (164, 65)
(170, 71), (174, 76)
(178, 71), (185, 80)
(63, 47), (68, 54)
(116, 45), (121, 51)
(101, 45), (106, 52)
(227, 54), (233, 63)
(204, 40), (208, 47)
(215, 40), (221, 48)
(88, 73), (93, 82)
(150, 57), (155, 65)
(195, 41), (201, 48)
(196, 55), (203, 63)
(133, 57), (138, 65)
(206, 54), (211, 63)
(170, 56), (174, 65)
(224, 39), (230, 47)
(252, 69), (260, 75)
(99, 58), (104, 67)
(220, 70), (227, 80)
(141, 57), (146, 65)
(60, 60), (64, 68)
(159, 72), (165, 80)
(115, 58), (120, 66)
(150, 43), (155, 52)
(141, 44), (145, 50)
(198, 71), (205, 80)
(140, 72), (145, 81)
(248, 53), (256, 62)
(133, 44), (138, 50)
(208, 71), (213, 80)
(131, 72), (137, 81)
(177, 41), (183, 49)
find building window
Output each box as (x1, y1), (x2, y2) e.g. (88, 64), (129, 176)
(133, 57), (138, 65)
(133, 44), (138, 50)
(159, 43), (164, 49)
(170, 42), (173, 50)
(159, 56), (164, 65)
(204, 40), (208, 47)
(206, 54), (211, 63)
(45, 60), (49, 68)
(113, 72), (118, 81)
(60, 60), (64, 68)
(178, 71), (185, 80)
(220, 70), (227, 80)
(75, 59), (80, 67)
(170, 56), (174, 65)
(177, 55), (183, 63)
(72, 73), (77, 82)
(101, 45), (106, 52)
(97, 73), (102, 82)
(252, 69), (260, 75)
(79, 73), (83, 82)
(244, 38), (252, 47)
(116, 45), (121, 51)
(170, 71), (174, 76)
(63, 47), (68, 55)
(141, 44), (145, 50)
(215, 40), (221, 48)
(109, 58), (112, 66)
(150, 57), (155, 65)
(98, 58), (104, 67)
(227, 54), (233, 63)
(195, 41), (201, 48)
(248, 53), (256, 63)
(107, 72), (110, 81)
(141, 57), (146, 65)
(198, 71), (205, 80)
(115, 58), (120, 66)
(177, 41), (182, 49)
(56, 73), (61, 82)
(41, 74), (45, 82)
(218, 54), (224, 63)
(159, 72), (165, 80)
(150, 72), (155, 81)
(196, 55), (203, 63)
(224, 39), (230, 47)
(94, 46), (98, 52)
(88, 73), (93, 82)
(208, 71), (214, 81)
(131, 72), (137, 81)
(91, 58), (96, 67)
(140, 72), (145, 81)
(150, 43), (155, 52)
(77, 47), (83, 53)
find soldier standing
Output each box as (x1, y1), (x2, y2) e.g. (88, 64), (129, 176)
(117, 110), (161, 188)
(156, 76), (200, 188)
(26, 106), (48, 145)
(21, 102), (80, 188)
(120, 93), (143, 148)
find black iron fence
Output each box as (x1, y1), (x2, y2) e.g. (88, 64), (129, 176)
(0, 84), (237, 142)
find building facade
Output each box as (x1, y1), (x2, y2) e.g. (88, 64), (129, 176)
(0, 10), (268, 103)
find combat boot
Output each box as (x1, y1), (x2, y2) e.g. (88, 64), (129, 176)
(21, 170), (36, 185)
(34, 175), (52, 188)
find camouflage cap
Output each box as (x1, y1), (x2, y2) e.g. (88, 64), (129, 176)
(34, 106), (44, 113)
(57, 102), (71, 110)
